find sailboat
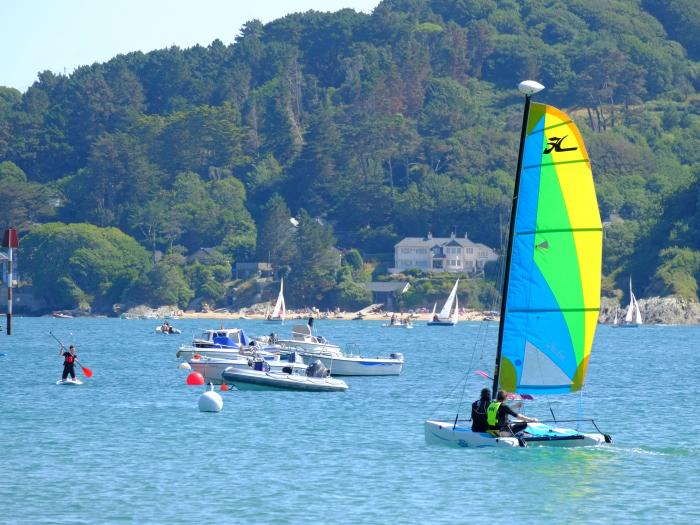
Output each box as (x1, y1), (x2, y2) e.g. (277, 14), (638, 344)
(427, 280), (459, 326)
(425, 80), (611, 448)
(266, 278), (286, 323)
(619, 277), (643, 327)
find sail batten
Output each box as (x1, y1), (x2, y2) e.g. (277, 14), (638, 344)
(499, 102), (601, 395)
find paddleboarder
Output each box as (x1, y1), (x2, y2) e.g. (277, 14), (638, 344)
(59, 344), (78, 381)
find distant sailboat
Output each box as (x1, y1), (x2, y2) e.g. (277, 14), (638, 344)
(619, 277), (642, 327)
(266, 278), (286, 323)
(428, 280), (459, 326)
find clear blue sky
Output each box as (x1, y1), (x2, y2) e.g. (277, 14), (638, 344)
(0, 0), (381, 92)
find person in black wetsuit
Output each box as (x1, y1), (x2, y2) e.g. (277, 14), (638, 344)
(60, 345), (78, 381)
(487, 390), (538, 436)
(471, 388), (491, 432)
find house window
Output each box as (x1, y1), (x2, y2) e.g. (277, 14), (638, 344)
(466, 247), (473, 255)
(402, 248), (411, 254)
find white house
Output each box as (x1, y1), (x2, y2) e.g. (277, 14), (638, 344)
(390, 232), (498, 274)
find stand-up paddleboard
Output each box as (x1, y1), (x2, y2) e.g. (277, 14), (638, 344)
(56, 378), (83, 386)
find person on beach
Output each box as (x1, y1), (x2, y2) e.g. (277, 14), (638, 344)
(487, 390), (538, 436)
(60, 345), (78, 381)
(471, 388), (491, 432)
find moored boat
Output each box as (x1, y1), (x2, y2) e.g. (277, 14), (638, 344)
(221, 360), (348, 392)
(189, 352), (307, 384)
(427, 280), (459, 326)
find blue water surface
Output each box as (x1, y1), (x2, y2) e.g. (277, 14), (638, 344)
(0, 318), (698, 524)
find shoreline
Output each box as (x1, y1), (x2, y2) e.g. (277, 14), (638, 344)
(178, 310), (498, 322)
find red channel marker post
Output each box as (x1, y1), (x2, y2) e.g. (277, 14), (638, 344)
(2, 228), (19, 335)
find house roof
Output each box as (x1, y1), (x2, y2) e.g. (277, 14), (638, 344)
(366, 281), (410, 293)
(396, 236), (479, 248)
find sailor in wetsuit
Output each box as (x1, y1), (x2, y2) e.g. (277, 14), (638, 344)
(60, 345), (78, 381)
(487, 390), (538, 436)
(471, 388), (491, 432)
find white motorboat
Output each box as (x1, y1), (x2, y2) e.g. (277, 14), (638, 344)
(177, 327), (269, 359)
(190, 352), (307, 384)
(261, 324), (404, 375)
(269, 324), (342, 353)
(298, 349), (404, 376)
(221, 360), (348, 392)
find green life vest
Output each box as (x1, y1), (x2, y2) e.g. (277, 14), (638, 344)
(486, 401), (501, 427)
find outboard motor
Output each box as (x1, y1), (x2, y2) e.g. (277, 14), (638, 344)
(390, 352), (404, 361)
(253, 360), (270, 372)
(306, 359), (329, 378)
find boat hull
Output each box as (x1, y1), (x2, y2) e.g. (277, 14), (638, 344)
(221, 368), (348, 392)
(425, 420), (608, 448)
(427, 321), (456, 326)
(424, 420), (522, 447)
(189, 356), (305, 384)
(300, 354), (403, 376)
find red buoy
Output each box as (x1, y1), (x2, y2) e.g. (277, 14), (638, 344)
(220, 383), (229, 391)
(186, 371), (205, 385)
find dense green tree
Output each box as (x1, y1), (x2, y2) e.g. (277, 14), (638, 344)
(22, 223), (150, 310)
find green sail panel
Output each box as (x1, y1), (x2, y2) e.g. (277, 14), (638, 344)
(499, 103), (602, 395)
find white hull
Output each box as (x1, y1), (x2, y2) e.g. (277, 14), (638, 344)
(277, 339), (342, 354)
(156, 326), (181, 334)
(177, 346), (242, 360)
(381, 323), (413, 329)
(425, 420), (608, 448)
(301, 354), (403, 376)
(221, 368), (348, 392)
(190, 356), (305, 384)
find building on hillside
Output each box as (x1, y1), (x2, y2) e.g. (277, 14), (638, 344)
(365, 281), (410, 311)
(233, 262), (273, 280)
(187, 247), (225, 265)
(390, 232), (498, 274)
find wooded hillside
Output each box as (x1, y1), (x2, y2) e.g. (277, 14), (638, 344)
(1, 0), (699, 311)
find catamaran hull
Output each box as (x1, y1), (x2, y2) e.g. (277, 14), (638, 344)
(424, 420), (522, 447)
(425, 420), (609, 448)
(427, 321), (456, 326)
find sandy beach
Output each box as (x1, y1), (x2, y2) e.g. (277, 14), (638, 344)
(179, 309), (498, 322)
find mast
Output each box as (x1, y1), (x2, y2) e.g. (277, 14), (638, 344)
(492, 81), (544, 398)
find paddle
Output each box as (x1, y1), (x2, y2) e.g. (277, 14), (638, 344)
(49, 331), (93, 378)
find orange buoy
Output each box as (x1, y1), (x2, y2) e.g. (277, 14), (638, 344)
(186, 371), (205, 385)
(220, 383), (229, 391)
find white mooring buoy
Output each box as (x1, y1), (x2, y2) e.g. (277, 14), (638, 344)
(198, 382), (223, 412)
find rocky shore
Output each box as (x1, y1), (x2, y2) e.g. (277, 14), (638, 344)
(600, 296), (700, 325)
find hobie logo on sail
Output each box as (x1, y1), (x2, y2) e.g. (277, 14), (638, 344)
(543, 135), (577, 154)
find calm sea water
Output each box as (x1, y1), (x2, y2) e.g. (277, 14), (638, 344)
(0, 317), (698, 524)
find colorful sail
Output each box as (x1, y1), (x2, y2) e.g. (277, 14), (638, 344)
(499, 103), (602, 395)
